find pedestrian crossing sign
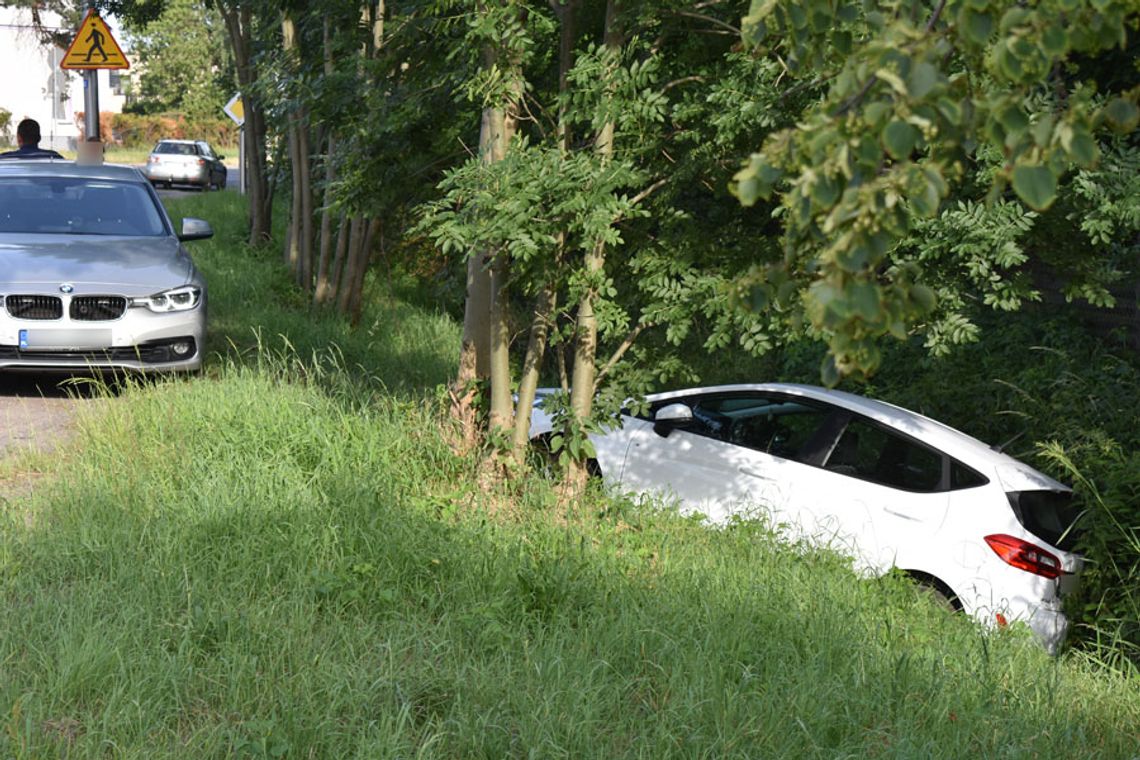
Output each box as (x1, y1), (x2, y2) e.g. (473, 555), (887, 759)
(61, 9), (129, 70)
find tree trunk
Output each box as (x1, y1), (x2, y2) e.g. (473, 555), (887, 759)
(452, 27), (520, 449)
(328, 213), (350, 307)
(314, 20), (337, 307)
(297, 116), (315, 292)
(337, 216), (364, 315)
(511, 0), (578, 462)
(565, 0), (622, 492)
(349, 218), (381, 326)
(216, 1), (271, 245)
(282, 13), (314, 292)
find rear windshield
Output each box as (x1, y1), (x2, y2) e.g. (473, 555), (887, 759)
(1007, 490), (1083, 551)
(154, 142), (199, 156)
(0, 177), (167, 236)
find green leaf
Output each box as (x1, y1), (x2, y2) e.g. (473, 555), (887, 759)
(847, 280), (881, 322)
(1011, 164), (1057, 211)
(959, 8), (994, 45)
(750, 285), (770, 311)
(996, 103), (1029, 135)
(882, 120), (919, 160)
(1102, 98), (1140, 133)
(994, 43), (1023, 81)
(1041, 25), (1068, 56)
(910, 284), (936, 311)
(820, 353), (840, 387)
(1060, 124), (1098, 167)
(907, 62), (941, 100)
(863, 101), (891, 127)
(810, 174), (840, 207)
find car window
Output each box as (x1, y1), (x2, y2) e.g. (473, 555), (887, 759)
(0, 177), (167, 236)
(657, 394), (833, 463)
(951, 461), (987, 489)
(825, 417), (944, 492)
(197, 142), (215, 158)
(155, 142), (196, 156)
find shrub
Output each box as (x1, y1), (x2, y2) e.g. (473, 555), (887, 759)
(108, 112), (238, 149)
(0, 107), (11, 145)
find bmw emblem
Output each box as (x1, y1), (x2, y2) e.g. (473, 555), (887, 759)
(59, 283), (74, 294)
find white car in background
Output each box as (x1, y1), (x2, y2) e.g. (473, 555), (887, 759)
(532, 383), (1083, 653)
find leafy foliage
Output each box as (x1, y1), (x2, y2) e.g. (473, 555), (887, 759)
(732, 0), (1140, 378)
(121, 0), (233, 119)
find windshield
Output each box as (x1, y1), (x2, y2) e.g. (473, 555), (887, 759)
(154, 142), (198, 156)
(0, 177), (167, 236)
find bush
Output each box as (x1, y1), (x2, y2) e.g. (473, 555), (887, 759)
(73, 110), (117, 142)
(0, 107), (11, 145)
(107, 111), (238, 148)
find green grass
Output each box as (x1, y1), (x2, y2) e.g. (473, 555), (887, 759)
(0, 194), (1137, 757)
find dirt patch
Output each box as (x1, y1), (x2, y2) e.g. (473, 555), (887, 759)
(0, 375), (89, 506)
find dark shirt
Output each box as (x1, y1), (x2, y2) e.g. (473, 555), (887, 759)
(0, 144), (65, 160)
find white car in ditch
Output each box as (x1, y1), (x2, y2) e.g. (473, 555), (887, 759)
(532, 383), (1083, 653)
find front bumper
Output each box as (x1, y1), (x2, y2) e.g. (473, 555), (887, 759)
(0, 305), (205, 373)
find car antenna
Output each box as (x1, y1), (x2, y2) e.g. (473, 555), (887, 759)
(991, 429), (1026, 453)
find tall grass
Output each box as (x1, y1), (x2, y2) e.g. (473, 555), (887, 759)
(0, 193), (1137, 757)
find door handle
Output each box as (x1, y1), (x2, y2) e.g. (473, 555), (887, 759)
(738, 466), (772, 480)
(883, 507), (919, 521)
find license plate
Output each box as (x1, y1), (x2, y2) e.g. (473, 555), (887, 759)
(18, 328), (112, 350)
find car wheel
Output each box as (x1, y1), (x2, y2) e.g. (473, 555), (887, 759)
(910, 575), (960, 612)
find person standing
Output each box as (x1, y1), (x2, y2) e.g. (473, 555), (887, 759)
(0, 119), (65, 160)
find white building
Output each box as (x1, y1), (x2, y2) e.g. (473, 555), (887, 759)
(0, 7), (129, 150)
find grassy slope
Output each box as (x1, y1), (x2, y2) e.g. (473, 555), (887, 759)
(0, 193), (1137, 758)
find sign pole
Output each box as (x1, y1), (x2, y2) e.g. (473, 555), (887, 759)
(239, 125), (246, 195)
(83, 70), (100, 141)
(82, 0), (99, 142)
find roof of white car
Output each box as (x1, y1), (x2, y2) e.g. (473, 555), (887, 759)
(647, 382), (1031, 473)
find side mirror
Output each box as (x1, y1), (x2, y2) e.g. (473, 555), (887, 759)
(653, 402), (692, 437)
(178, 217), (214, 242)
(217, 154), (225, 161)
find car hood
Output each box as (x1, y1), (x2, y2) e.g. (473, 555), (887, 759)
(0, 234), (193, 295)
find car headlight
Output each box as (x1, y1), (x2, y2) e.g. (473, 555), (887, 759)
(131, 286), (202, 313)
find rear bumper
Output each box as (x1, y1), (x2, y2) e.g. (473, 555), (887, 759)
(143, 164), (210, 185)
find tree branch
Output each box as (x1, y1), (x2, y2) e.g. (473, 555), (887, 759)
(669, 9), (740, 35)
(594, 322), (653, 390)
(629, 177), (669, 207)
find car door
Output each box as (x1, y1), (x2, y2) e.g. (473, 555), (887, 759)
(785, 413), (951, 573)
(616, 392), (836, 527)
(196, 141), (222, 183)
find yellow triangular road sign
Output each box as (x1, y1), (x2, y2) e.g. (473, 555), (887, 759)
(61, 10), (129, 70)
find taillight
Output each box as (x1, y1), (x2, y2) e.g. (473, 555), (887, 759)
(984, 534), (1061, 579)
(196, 158), (206, 166)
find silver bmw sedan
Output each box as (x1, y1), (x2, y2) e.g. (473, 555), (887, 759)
(0, 161), (211, 373)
